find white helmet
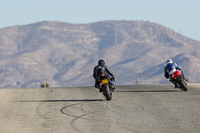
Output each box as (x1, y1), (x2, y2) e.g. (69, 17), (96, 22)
(166, 59), (173, 64)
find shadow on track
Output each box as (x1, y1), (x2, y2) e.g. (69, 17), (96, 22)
(115, 90), (179, 93)
(14, 99), (104, 102)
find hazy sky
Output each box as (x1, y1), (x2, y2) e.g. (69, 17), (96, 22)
(1, 0), (200, 41)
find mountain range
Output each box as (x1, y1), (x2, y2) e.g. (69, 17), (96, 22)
(0, 20), (200, 88)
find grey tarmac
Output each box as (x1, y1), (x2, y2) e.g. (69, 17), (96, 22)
(0, 84), (200, 133)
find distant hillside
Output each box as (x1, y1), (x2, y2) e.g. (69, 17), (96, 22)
(0, 20), (200, 88)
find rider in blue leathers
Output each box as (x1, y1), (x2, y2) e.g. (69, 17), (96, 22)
(164, 59), (186, 88)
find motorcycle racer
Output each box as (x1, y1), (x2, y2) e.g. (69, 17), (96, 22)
(164, 59), (187, 88)
(93, 59), (115, 92)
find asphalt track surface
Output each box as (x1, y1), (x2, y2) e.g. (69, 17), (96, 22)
(0, 84), (200, 133)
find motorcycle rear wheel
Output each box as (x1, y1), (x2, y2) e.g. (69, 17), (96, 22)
(103, 84), (112, 101)
(179, 79), (188, 91)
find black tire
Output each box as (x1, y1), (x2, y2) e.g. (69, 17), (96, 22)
(179, 79), (188, 91)
(103, 84), (112, 101)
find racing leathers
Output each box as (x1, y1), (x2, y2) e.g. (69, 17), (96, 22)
(164, 62), (185, 87)
(93, 64), (115, 90)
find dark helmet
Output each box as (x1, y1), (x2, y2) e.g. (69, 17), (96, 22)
(98, 59), (105, 65)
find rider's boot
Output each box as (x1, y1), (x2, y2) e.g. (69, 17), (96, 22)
(110, 82), (116, 92)
(171, 80), (178, 88)
(95, 84), (102, 92)
(173, 82), (178, 88)
(111, 87), (116, 92)
(94, 79), (100, 88)
(95, 84), (99, 88)
(174, 83), (178, 88)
